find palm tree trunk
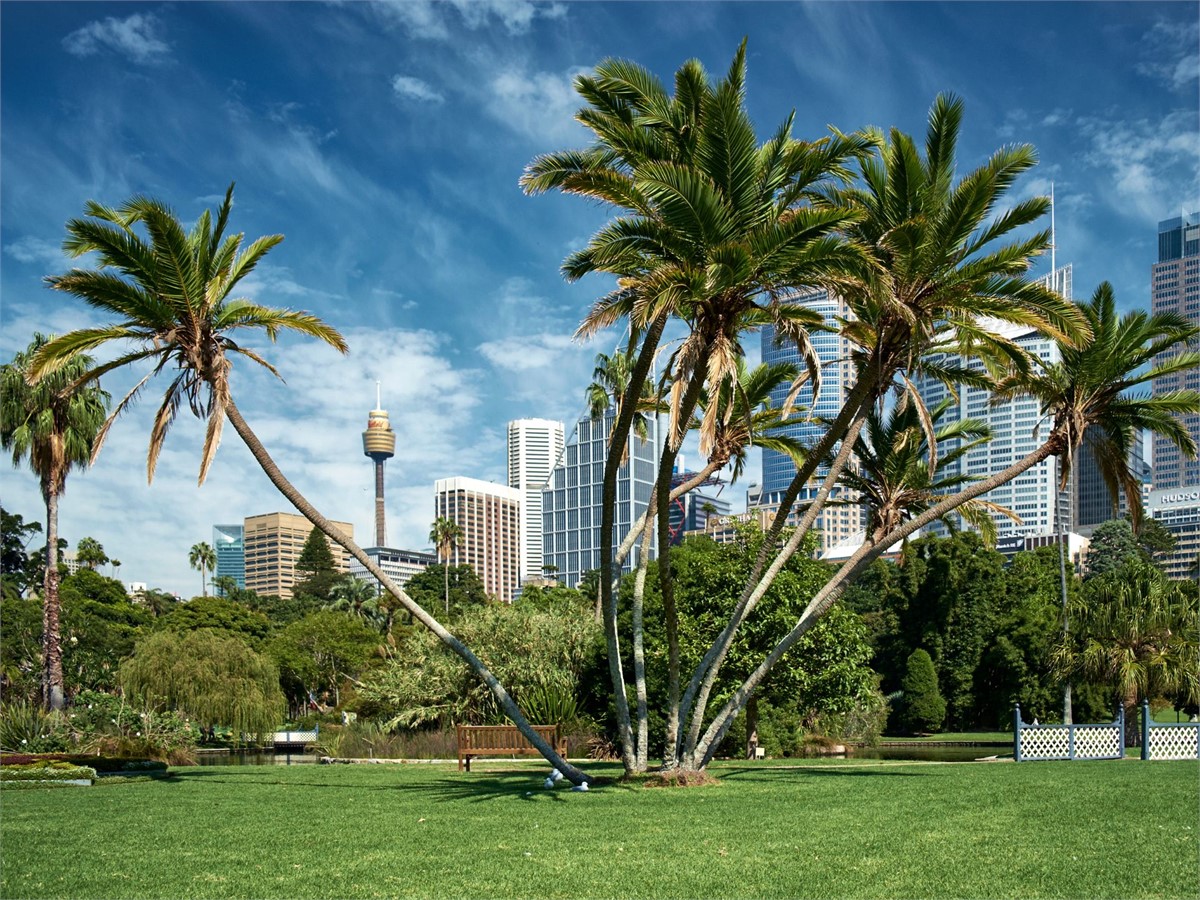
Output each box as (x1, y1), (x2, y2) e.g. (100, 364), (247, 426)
(41, 479), (65, 711)
(443, 559), (450, 616)
(599, 312), (668, 774)
(631, 513), (656, 771)
(680, 407), (871, 764)
(224, 399), (589, 785)
(694, 434), (1061, 768)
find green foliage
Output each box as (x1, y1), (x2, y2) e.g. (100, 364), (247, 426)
(403, 564), (489, 618)
(66, 690), (197, 763)
(0, 596), (43, 702)
(359, 602), (600, 729)
(292, 529), (340, 604)
(60, 573), (150, 695)
(270, 611), (381, 711)
(1134, 515), (1177, 565)
(0, 507), (41, 597)
(120, 630), (285, 742)
(1084, 518), (1140, 580)
(0, 762), (96, 782)
(157, 595), (271, 646)
(899, 649), (946, 734)
(0, 702), (70, 752)
(74, 537), (108, 571)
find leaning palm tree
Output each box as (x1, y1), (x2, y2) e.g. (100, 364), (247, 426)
(428, 517), (464, 615)
(691, 281), (1199, 770)
(674, 94), (1097, 771)
(188, 541), (216, 597)
(1, 333), (108, 710)
(30, 185), (588, 784)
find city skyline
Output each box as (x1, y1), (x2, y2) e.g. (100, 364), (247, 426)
(1, 2), (1195, 594)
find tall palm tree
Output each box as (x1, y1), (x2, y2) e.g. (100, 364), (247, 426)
(428, 517), (464, 615)
(30, 185), (588, 784)
(674, 94), (1091, 770)
(586, 348), (660, 462)
(523, 42), (872, 770)
(692, 281), (1199, 769)
(1, 333), (108, 710)
(189, 541), (216, 597)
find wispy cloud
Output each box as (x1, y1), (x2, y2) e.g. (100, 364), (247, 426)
(1136, 19), (1199, 90)
(392, 74), (444, 104)
(478, 332), (575, 370)
(3, 236), (66, 268)
(372, 0), (565, 40)
(62, 12), (170, 64)
(486, 66), (587, 144)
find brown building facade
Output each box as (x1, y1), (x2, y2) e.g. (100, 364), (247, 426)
(243, 512), (354, 599)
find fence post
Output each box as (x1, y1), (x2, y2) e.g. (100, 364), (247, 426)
(1141, 701), (1150, 761)
(1068, 716), (1076, 760)
(1013, 704), (1023, 762)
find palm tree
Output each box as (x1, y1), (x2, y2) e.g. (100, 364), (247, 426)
(428, 517), (464, 615)
(692, 281), (1199, 769)
(325, 576), (377, 621)
(1056, 559), (1199, 744)
(523, 43), (873, 770)
(75, 536), (109, 570)
(838, 397), (1015, 547)
(586, 348), (661, 462)
(676, 93), (1091, 770)
(1, 333), (108, 710)
(189, 541), (216, 597)
(30, 185), (588, 784)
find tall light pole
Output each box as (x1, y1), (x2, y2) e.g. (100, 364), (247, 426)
(362, 382), (396, 548)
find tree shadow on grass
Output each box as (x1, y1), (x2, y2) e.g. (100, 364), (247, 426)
(164, 765), (625, 803)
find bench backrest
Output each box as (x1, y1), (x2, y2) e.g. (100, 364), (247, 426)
(457, 724), (559, 752)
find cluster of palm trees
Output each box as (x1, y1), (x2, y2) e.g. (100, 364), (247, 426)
(519, 43), (1198, 773)
(4, 43), (1197, 782)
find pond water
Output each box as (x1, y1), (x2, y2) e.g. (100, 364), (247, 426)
(194, 751), (318, 766)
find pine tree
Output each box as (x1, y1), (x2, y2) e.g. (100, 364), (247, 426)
(900, 649), (946, 734)
(292, 529), (339, 605)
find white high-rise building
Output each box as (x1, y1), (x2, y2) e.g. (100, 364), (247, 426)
(433, 477), (522, 603)
(507, 418), (565, 584)
(915, 266), (1073, 541)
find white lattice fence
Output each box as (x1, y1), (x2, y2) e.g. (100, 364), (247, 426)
(1141, 702), (1200, 761)
(1014, 705), (1124, 762)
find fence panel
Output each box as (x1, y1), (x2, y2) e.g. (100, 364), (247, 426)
(1141, 701), (1200, 761)
(1014, 704), (1123, 762)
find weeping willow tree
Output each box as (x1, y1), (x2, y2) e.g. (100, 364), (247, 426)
(120, 630), (285, 742)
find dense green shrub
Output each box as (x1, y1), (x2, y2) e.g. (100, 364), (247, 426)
(67, 690), (197, 764)
(810, 687), (890, 746)
(899, 649), (946, 734)
(0, 753), (166, 774)
(0, 702), (70, 753)
(1, 761), (96, 781)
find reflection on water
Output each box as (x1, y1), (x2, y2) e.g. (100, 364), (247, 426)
(849, 745), (1010, 762)
(194, 751), (318, 766)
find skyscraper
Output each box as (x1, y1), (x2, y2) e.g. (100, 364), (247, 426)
(542, 407), (659, 587)
(433, 477), (522, 603)
(507, 418), (565, 584)
(916, 266), (1073, 541)
(212, 524), (245, 592)
(242, 512), (354, 599)
(760, 289), (863, 552)
(1150, 212), (1200, 491)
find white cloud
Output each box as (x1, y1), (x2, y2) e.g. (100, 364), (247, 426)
(372, 0), (565, 40)
(487, 67), (587, 144)
(391, 75), (444, 104)
(477, 332), (575, 370)
(1136, 19), (1200, 90)
(1077, 109), (1200, 222)
(3, 236), (65, 268)
(62, 12), (169, 64)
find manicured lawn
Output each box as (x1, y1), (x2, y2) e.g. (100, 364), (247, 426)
(2, 759), (1197, 899)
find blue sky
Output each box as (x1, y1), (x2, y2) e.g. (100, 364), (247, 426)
(2, 1), (1196, 595)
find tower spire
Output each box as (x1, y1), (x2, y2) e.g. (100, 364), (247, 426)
(362, 384), (396, 547)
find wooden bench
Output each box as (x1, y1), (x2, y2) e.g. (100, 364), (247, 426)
(456, 724), (565, 772)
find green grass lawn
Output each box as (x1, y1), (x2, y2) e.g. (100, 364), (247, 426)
(2, 759), (1197, 899)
